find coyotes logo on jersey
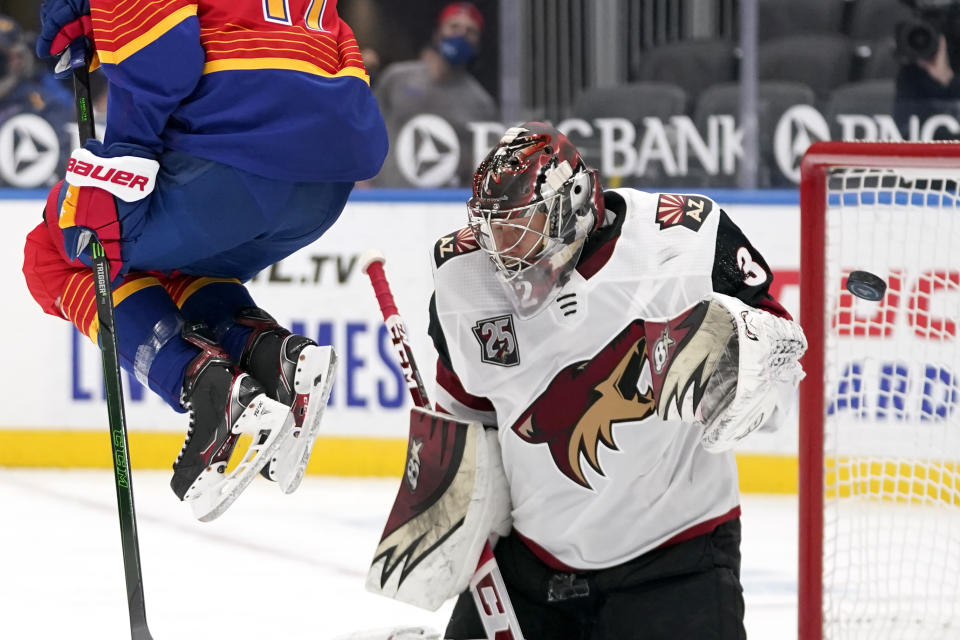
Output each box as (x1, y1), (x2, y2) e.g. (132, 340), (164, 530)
(510, 321), (656, 489)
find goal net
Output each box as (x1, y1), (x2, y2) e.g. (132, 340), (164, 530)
(799, 142), (960, 640)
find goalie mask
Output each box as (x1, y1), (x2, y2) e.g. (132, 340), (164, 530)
(467, 122), (603, 319)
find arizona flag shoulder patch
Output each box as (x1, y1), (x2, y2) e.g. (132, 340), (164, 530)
(434, 227), (480, 268)
(654, 193), (713, 232)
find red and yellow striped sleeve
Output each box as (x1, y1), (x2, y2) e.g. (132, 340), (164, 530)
(161, 275), (241, 309)
(199, 14), (367, 82)
(91, 0), (198, 66)
(62, 273), (162, 343)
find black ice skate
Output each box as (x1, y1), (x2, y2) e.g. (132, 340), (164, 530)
(173, 322), (292, 521)
(237, 307), (337, 494)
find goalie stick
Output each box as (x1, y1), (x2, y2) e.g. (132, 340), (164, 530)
(60, 42), (156, 640)
(360, 249), (525, 640)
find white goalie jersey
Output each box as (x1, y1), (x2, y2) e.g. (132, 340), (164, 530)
(427, 188), (794, 571)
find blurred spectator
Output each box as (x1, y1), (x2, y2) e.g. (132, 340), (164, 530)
(372, 2), (498, 188)
(361, 47), (382, 85)
(0, 14), (73, 188)
(893, 3), (960, 139)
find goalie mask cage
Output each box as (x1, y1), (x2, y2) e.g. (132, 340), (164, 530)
(799, 141), (960, 640)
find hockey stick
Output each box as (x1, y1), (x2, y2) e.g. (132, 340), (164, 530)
(360, 249), (525, 640)
(61, 42), (155, 640)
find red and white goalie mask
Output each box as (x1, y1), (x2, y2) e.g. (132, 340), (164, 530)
(467, 122), (603, 319)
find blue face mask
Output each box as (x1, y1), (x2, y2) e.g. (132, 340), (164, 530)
(435, 35), (478, 66)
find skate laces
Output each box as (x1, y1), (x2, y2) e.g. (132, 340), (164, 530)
(175, 388), (197, 465)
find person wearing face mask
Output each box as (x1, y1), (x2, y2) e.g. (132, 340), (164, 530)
(372, 2), (498, 187)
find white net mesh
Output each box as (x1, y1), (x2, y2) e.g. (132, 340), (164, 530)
(822, 167), (960, 639)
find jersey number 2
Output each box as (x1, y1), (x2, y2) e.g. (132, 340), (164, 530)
(263, 0), (332, 31)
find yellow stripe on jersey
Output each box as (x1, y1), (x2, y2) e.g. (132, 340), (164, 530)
(98, 5), (198, 66)
(202, 57), (370, 84)
(83, 277), (162, 344)
(86, 316), (99, 344)
(114, 277), (162, 307)
(173, 277), (241, 308)
(59, 185), (80, 229)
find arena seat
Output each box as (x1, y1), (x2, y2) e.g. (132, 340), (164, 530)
(633, 39), (738, 108)
(824, 80), (897, 138)
(758, 0), (846, 40)
(569, 82), (688, 186)
(758, 35), (854, 102)
(694, 81), (817, 187)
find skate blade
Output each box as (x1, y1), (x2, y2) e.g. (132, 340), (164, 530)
(329, 627), (441, 640)
(274, 346), (338, 494)
(185, 394), (293, 522)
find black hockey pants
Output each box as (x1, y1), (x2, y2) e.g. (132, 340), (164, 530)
(445, 518), (746, 640)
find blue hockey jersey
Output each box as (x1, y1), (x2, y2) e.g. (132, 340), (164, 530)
(90, 0), (387, 182)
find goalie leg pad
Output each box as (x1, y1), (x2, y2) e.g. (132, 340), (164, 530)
(366, 408), (511, 611)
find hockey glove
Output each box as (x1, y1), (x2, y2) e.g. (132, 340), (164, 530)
(37, 0), (94, 58)
(57, 140), (159, 278)
(644, 293), (806, 452)
(695, 293), (806, 452)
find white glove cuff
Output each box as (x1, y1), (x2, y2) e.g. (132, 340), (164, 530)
(65, 148), (159, 202)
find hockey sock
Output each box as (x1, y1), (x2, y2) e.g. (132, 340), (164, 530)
(163, 276), (257, 362)
(102, 274), (201, 412)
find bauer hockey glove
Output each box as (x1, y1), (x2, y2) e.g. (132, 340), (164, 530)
(56, 140), (159, 278)
(37, 0), (94, 60)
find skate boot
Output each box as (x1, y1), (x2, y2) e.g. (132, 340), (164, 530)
(236, 307), (337, 494)
(172, 321), (292, 521)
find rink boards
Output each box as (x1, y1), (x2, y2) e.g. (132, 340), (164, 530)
(1, 189), (803, 491)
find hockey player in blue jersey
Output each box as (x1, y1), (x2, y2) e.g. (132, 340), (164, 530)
(22, 0), (388, 520)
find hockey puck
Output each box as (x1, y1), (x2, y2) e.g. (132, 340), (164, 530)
(846, 270), (887, 301)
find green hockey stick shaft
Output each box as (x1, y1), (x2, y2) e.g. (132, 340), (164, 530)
(68, 42), (155, 640)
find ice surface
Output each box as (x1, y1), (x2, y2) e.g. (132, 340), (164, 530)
(0, 471), (797, 639)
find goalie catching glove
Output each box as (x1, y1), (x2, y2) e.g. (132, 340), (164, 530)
(645, 292), (807, 452)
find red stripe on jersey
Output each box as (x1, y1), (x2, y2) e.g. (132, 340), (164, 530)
(91, 0), (192, 47)
(512, 529), (580, 572)
(159, 274), (192, 303)
(436, 359), (495, 412)
(161, 274), (202, 307)
(202, 33), (341, 70)
(74, 289), (98, 334)
(196, 3), (367, 76)
(756, 295), (792, 321)
(576, 231), (620, 280)
(657, 505), (742, 548)
(515, 505), (742, 572)
(62, 273), (95, 325)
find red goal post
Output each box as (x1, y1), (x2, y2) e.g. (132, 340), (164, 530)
(799, 141), (960, 640)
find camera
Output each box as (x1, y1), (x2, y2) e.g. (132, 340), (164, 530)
(896, 0), (960, 63)
(896, 18), (941, 62)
